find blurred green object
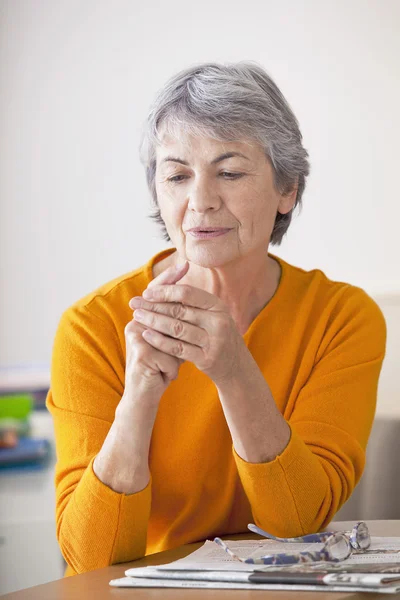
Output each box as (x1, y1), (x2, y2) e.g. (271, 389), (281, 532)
(0, 394), (33, 419)
(0, 417), (31, 435)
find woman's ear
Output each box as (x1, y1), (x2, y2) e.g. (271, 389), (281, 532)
(277, 180), (298, 215)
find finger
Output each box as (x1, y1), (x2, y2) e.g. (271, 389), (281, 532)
(138, 340), (184, 382)
(142, 329), (204, 364)
(125, 319), (184, 374)
(124, 318), (148, 336)
(147, 261), (189, 288)
(133, 309), (207, 348)
(129, 262), (189, 310)
(143, 283), (223, 311)
(130, 298), (204, 326)
(149, 345), (184, 381)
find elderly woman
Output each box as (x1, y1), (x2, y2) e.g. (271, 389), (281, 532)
(47, 62), (386, 575)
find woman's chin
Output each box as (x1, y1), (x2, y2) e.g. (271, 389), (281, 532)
(184, 244), (236, 268)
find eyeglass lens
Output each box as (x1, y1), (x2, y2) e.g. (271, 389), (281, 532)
(325, 534), (351, 560)
(354, 521), (371, 550)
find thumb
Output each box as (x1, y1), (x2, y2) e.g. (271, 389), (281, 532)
(147, 260), (189, 288)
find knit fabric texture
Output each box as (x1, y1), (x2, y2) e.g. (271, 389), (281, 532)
(46, 248), (386, 575)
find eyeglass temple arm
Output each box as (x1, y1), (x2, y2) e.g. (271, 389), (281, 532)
(214, 536), (340, 565)
(213, 537), (244, 562)
(247, 523), (333, 543)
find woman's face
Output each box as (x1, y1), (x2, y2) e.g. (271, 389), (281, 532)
(155, 129), (296, 267)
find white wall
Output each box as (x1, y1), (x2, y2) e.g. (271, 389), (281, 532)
(1, 0), (400, 366)
(0, 4), (399, 593)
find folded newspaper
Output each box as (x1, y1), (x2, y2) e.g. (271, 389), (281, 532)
(110, 536), (400, 592)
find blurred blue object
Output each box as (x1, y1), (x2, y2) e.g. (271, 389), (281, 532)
(0, 437), (51, 470)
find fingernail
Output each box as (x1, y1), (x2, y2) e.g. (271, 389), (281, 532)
(143, 288), (153, 299)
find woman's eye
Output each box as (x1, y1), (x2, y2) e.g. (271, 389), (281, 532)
(220, 172), (243, 180)
(167, 174), (187, 183)
(167, 172), (243, 183)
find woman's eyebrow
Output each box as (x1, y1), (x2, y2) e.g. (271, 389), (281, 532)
(211, 151), (250, 164)
(161, 156), (189, 166)
(161, 151), (250, 166)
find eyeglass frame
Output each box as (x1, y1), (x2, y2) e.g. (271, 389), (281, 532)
(213, 521), (371, 566)
(248, 520), (371, 551)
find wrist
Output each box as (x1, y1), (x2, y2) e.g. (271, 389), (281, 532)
(117, 389), (160, 420)
(212, 341), (254, 390)
(114, 391), (160, 448)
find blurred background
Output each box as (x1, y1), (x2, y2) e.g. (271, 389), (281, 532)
(0, 0), (399, 594)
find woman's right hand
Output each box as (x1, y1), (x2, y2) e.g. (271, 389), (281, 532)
(123, 261), (190, 399)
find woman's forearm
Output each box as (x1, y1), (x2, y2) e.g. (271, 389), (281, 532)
(93, 391), (160, 494)
(216, 350), (290, 463)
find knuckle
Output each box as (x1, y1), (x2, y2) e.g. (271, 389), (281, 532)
(172, 302), (185, 319)
(125, 319), (145, 338)
(152, 303), (164, 314)
(171, 341), (185, 357)
(124, 321), (137, 337)
(173, 319), (184, 337)
(135, 343), (149, 361)
(140, 365), (156, 379)
(171, 303), (180, 319)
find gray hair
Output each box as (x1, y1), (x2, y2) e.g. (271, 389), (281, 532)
(139, 62), (310, 245)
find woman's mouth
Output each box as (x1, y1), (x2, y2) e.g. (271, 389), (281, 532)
(188, 228), (232, 239)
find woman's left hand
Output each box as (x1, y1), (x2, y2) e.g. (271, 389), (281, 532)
(129, 281), (248, 386)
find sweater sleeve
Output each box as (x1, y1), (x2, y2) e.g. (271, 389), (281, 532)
(46, 305), (151, 574)
(233, 287), (386, 537)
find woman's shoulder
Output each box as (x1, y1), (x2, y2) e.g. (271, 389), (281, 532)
(276, 254), (386, 337)
(62, 248), (175, 326)
(270, 256), (386, 368)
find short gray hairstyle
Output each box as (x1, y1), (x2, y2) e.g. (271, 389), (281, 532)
(140, 62), (310, 245)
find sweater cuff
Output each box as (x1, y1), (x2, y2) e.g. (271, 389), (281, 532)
(74, 457), (152, 564)
(233, 422), (299, 472)
(85, 456), (152, 503)
(232, 425), (312, 536)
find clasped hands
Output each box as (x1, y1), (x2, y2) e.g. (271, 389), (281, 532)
(128, 261), (247, 386)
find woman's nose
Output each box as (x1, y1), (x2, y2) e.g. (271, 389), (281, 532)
(187, 179), (221, 212)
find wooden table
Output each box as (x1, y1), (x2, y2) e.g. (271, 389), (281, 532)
(3, 520), (399, 599)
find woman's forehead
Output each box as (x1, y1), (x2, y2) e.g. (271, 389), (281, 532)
(156, 129), (260, 164)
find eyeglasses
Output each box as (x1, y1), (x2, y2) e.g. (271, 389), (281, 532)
(213, 521), (371, 565)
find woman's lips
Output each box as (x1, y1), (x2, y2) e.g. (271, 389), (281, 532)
(188, 229), (232, 239)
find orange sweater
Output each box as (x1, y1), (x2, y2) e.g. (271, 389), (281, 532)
(47, 248), (386, 575)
